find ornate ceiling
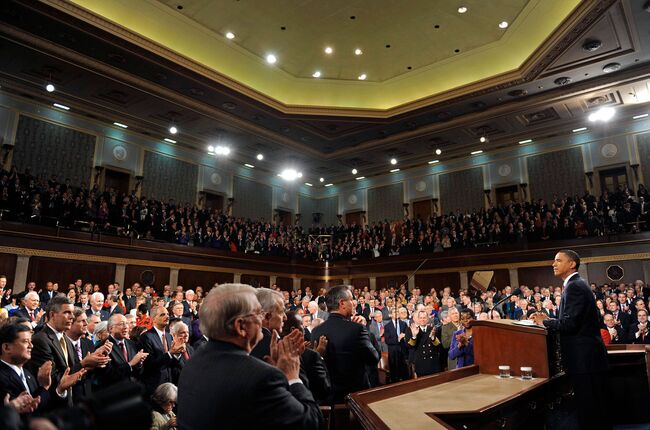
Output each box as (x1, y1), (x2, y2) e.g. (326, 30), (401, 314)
(0, 0), (649, 185)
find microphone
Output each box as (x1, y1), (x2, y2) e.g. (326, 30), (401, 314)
(489, 288), (521, 319)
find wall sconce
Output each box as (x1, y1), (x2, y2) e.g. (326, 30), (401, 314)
(483, 189), (492, 205)
(402, 203), (410, 217)
(630, 164), (639, 181)
(135, 175), (144, 191)
(519, 183), (528, 199)
(94, 166), (104, 183)
(197, 191), (206, 205)
(585, 171), (594, 188)
(431, 198), (439, 212)
(2, 142), (13, 165)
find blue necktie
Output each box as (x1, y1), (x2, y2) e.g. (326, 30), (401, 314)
(395, 320), (400, 336)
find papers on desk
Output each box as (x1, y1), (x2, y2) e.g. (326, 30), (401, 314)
(512, 320), (540, 327)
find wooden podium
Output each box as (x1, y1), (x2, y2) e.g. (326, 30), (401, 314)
(348, 320), (555, 429)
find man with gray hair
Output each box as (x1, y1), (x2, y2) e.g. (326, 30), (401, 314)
(86, 292), (109, 321)
(15, 291), (44, 328)
(307, 300), (329, 321)
(251, 288), (286, 361)
(178, 283), (322, 429)
(99, 314), (148, 387)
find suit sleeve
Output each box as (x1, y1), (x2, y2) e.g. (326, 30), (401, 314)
(251, 367), (322, 428)
(26, 335), (65, 406)
(448, 331), (463, 360)
(138, 333), (173, 367)
(543, 284), (586, 334)
(302, 351), (331, 402)
(358, 326), (381, 365)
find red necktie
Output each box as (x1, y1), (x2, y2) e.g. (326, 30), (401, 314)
(161, 334), (168, 353)
(183, 351), (189, 360)
(120, 341), (128, 360)
(29, 311), (35, 321)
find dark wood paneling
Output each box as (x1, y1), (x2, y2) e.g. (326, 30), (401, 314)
(351, 278), (370, 289)
(275, 276), (293, 291)
(241, 274), (270, 288)
(300, 278), (343, 290)
(517, 266), (560, 289)
(377, 275), (408, 291)
(178, 270), (233, 291)
(0, 253), (17, 291)
(26, 257), (115, 292)
(467, 269), (510, 291)
(414, 273), (460, 295)
(587, 261), (644, 285)
(124, 265), (170, 292)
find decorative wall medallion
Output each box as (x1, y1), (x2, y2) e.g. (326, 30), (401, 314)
(606, 265), (624, 282)
(112, 145), (127, 161)
(210, 172), (222, 185)
(415, 180), (427, 192)
(498, 164), (512, 177)
(282, 192), (290, 203)
(348, 194), (358, 205)
(601, 143), (618, 158)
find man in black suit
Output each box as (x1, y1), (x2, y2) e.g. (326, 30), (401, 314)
(99, 314), (148, 388)
(384, 308), (410, 382)
(177, 283), (321, 429)
(105, 293), (124, 317)
(137, 305), (184, 396)
(39, 282), (55, 306)
(0, 324), (50, 414)
(311, 285), (380, 404)
(86, 292), (109, 321)
(14, 292), (44, 329)
(355, 296), (370, 322)
(535, 250), (610, 430)
(122, 286), (137, 314)
(25, 296), (87, 409)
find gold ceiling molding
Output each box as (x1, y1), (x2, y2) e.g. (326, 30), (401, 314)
(42, 0), (589, 116)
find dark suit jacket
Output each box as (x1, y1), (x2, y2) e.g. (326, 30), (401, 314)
(383, 319), (408, 347)
(250, 327), (273, 361)
(0, 361), (50, 412)
(543, 274), (608, 375)
(137, 328), (175, 395)
(39, 291), (55, 306)
(26, 325), (75, 408)
(70, 336), (95, 400)
(107, 305), (124, 317)
(311, 313), (380, 403)
(300, 348), (330, 403)
(123, 295), (136, 313)
(85, 308), (109, 321)
(14, 307), (41, 322)
(177, 340), (322, 430)
(170, 345), (194, 385)
(97, 336), (142, 388)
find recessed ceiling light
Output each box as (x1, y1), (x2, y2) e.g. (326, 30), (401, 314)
(435, 148), (442, 155)
(52, 103), (70, 110)
(351, 168), (358, 175)
(358, 74), (367, 80)
(256, 153), (264, 160)
(588, 107), (615, 122)
(312, 71), (321, 78)
(266, 54), (277, 64)
(244, 163), (255, 168)
(479, 136), (487, 143)
(572, 127), (588, 133)
(428, 160), (439, 164)
(305, 182), (313, 187)
(169, 126), (178, 134)
(324, 46), (333, 54)
(324, 183), (333, 187)
(225, 32), (235, 40)
(208, 145), (214, 152)
(279, 168), (302, 181)
(319, 177), (325, 182)
(633, 113), (649, 119)
(210, 145), (230, 155)
(390, 158), (397, 165)
(113, 122), (128, 129)
(518, 139), (533, 144)
(458, 6), (467, 13)
(45, 83), (55, 92)
(354, 48), (363, 55)
(471, 150), (483, 155)
(390, 168), (400, 173)
(164, 138), (177, 144)
(355, 176), (365, 180)
(499, 21), (509, 29)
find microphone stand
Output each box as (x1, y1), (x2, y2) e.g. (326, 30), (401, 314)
(489, 289), (521, 320)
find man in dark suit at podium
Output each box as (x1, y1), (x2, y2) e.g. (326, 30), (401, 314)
(535, 250), (610, 430)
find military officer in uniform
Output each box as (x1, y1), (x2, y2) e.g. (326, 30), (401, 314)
(406, 309), (443, 377)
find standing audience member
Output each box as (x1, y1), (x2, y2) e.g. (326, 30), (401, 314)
(407, 310), (443, 376)
(448, 309), (476, 369)
(99, 314), (148, 388)
(177, 283), (322, 429)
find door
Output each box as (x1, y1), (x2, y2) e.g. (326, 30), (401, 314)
(412, 199), (432, 220)
(104, 168), (131, 194)
(277, 209), (292, 226)
(495, 185), (519, 205)
(204, 192), (224, 212)
(599, 167), (628, 193)
(345, 211), (363, 226)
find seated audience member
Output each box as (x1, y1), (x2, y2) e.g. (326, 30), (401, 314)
(177, 283), (322, 429)
(283, 311), (331, 403)
(250, 288), (286, 361)
(0, 324), (51, 414)
(406, 309), (443, 377)
(93, 321), (109, 346)
(448, 309), (475, 368)
(14, 292), (43, 329)
(169, 321), (193, 385)
(311, 285), (380, 404)
(138, 306), (184, 397)
(99, 314), (148, 388)
(631, 309), (650, 344)
(150, 382), (177, 430)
